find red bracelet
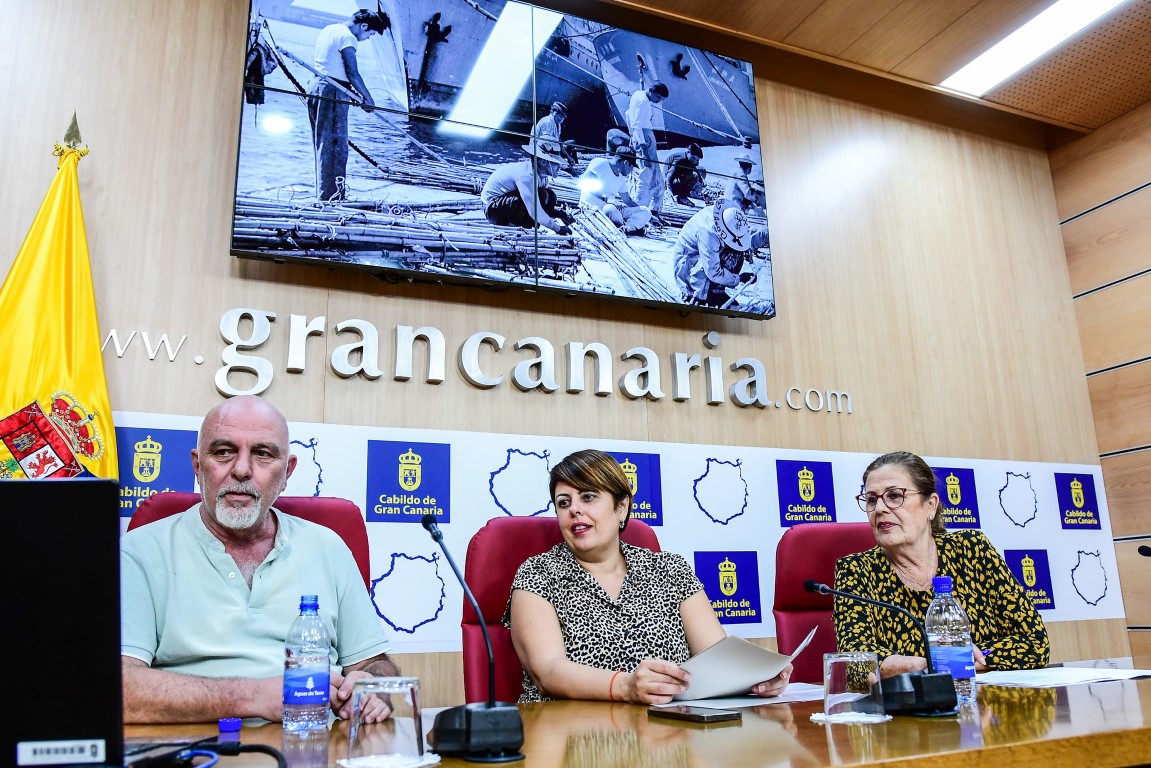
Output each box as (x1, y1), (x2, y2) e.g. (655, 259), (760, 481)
(609, 670), (622, 702)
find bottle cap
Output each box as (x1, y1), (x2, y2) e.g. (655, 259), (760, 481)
(218, 717), (242, 733)
(932, 575), (952, 593)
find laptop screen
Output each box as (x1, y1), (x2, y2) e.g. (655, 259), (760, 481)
(3, 479), (124, 767)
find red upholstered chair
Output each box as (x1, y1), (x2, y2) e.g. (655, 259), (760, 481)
(461, 515), (661, 704)
(128, 491), (372, 589)
(773, 521), (877, 684)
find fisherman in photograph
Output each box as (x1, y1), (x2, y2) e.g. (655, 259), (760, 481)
(727, 151), (766, 215)
(673, 201), (769, 307)
(626, 81), (670, 217)
(532, 102), (579, 174)
(307, 8), (390, 202)
(578, 146), (652, 236)
(605, 127), (631, 154)
(665, 142), (706, 206)
(481, 139), (573, 235)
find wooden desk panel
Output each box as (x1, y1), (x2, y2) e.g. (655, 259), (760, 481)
(127, 673), (1151, 767)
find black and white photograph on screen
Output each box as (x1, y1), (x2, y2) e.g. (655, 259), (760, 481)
(232, 0), (775, 318)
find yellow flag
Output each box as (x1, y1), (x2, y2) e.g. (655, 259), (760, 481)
(0, 145), (118, 480)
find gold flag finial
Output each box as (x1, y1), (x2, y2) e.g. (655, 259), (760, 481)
(63, 112), (82, 148)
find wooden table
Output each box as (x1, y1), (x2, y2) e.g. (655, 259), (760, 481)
(126, 676), (1151, 767)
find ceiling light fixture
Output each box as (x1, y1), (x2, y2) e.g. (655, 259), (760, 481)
(939, 0), (1132, 97)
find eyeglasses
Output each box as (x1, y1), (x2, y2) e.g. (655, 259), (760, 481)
(855, 488), (925, 513)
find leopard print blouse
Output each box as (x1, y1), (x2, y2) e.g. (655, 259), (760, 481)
(832, 530), (1049, 670)
(504, 541), (704, 702)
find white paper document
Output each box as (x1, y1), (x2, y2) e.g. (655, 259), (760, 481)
(660, 682), (826, 709)
(672, 626), (818, 701)
(977, 667), (1151, 687)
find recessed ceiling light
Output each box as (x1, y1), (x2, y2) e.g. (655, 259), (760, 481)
(939, 0), (1132, 97)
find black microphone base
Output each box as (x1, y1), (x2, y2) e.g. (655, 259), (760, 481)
(429, 702), (525, 763)
(879, 671), (958, 715)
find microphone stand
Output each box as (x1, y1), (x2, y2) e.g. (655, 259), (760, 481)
(805, 580), (957, 714)
(422, 515), (524, 762)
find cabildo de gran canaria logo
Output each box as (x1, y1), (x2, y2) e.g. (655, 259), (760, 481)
(398, 448), (422, 492)
(115, 426), (197, 517)
(620, 457), (638, 495)
(367, 440), (451, 524)
(607, 451), (663, 525)
(776, 459), (835, 527)
(1005, 549), (1055, 609)
(1021, 554), (1036, 587)
(719, 557), (738, 596)
(931, 466), (979, 528)
(1055, 473), (1100, 530)
(946, 473), (961, 505)
(132, 434), (162, 483)
(695, 551), (761, 624)
(798, 465), (815, 502)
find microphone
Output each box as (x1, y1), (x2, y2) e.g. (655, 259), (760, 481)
(421, 514), (524, 762)
(804, 580), (957, 714)
(1139, 545), (1151, 557)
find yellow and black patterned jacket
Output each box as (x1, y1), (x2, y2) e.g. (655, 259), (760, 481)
(832, 530), (1049, 670)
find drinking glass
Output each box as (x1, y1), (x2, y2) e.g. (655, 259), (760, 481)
(823, 652), (886, 723)
(341, 676), (437, 767)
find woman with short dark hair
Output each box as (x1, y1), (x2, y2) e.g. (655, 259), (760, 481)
(505, 449), (792, 703)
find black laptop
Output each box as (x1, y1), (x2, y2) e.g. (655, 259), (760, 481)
(2, 480), (210, 767)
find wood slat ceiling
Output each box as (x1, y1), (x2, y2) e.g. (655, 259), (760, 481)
(610, 0), (1151, 133)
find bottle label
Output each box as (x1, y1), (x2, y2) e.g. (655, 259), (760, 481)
(930, 644), (975, 680)
(284, 668), (331, 707)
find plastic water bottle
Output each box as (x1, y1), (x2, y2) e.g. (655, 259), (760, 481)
(283, 595), (331, 731)
(925, 575), (976, 702)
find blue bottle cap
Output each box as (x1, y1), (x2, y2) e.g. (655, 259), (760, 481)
(932, 575), (952, 592)
(218, 717), (242, 733)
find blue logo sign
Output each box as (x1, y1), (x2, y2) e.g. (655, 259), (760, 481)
(608, 451), (663, 526)
(776, 460), (835, 527)
(694, 551), (761, 625)
(1004, 549), (1055, 610)
(366, 441), (451, 524)
(115, 426), (197, 518)
(931, 466), (980, 529)
(1055, 473), (1101, 530)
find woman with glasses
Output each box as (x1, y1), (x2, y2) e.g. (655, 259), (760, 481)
(833, 451), (1049, 679)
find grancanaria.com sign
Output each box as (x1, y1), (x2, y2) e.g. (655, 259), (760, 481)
(206, 308), (853, 413)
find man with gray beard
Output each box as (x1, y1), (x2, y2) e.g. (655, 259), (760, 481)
(120, 396), (399, 724)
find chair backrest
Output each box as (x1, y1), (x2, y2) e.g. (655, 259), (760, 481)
(461, 515), (661, 704)
(773, 521), (877, 684)
(129, 491), (372, 589)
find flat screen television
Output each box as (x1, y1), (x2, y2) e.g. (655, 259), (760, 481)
(232, 0), (775, 319)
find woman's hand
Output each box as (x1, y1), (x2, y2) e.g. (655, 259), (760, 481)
(622, 659), (690, 704)
(750, 663), (792, 697)
(880, 654), (927, 678)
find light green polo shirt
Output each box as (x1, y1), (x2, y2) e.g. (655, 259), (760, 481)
(121, 505), (389, 678)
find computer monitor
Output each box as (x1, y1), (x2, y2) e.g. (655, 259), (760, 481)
(3, 479), (123, 767)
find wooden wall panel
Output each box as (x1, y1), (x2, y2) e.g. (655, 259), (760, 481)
(1050, 99), (1151, 220)
(1116, 541), (1151, 626)
(1063, 186), (1151, 296)
(1087, 362), (1151, 455)
(0, 0), (1123, 705)
(1048, 619), (1131, 662)
(1075, 273), (1151, 373)
(1130, 630), (1151, 659)
(1102, 450), (1151, 538)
